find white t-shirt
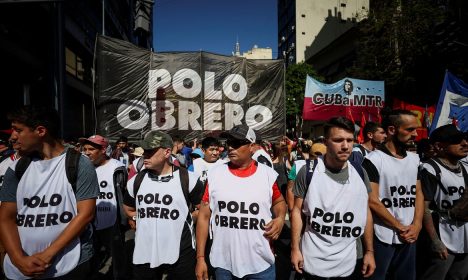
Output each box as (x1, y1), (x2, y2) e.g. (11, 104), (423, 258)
(366, 150), (420, 244)
(126, 169), (198, 268)
(301, 158), (368, 277)
(207, 163), (278, 278)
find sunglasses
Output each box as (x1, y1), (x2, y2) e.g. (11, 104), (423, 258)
(226, 139), (251, 149)
(143, 148), (161, 158)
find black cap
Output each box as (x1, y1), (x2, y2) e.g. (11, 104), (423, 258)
(430, 124), (465, 144)
(220, 124), (256, 143)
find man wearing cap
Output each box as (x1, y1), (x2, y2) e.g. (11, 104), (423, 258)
(80, 135), (130, 280)
(362, 110), (423, 280)
(195, 124), (287, 280)
(123, 130), (200, 280)
(418, 124), (468, 280)
(0, 105), (99, 279)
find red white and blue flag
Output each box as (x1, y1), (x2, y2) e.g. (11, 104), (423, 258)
(430, 71), (468, 132)
(302, 76), (385, 121)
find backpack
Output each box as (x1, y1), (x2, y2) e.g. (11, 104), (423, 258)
(15, 149), (81, 192)
(425, 158), (468, 196)
(303, 157), (366, 199)
(113, 166), (128, 225)
(133, 165), (191, 210)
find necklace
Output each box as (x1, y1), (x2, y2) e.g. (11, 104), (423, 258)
(438, 158), (460, 171)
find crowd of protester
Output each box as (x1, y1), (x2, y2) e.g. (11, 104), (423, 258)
(0, 106), (467, 280)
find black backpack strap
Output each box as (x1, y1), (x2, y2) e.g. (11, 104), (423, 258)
(349, 159), (365, 182)
(136, 157), (144, 172)
(426, 159), (448, 195)
(65, 148), (81, 193)
(460, 164), (468, 189)
(303, 159), (318, 200)
(178, 166), (191, 210)
(113, 166), (128, 225)
(357, 145), (367, 156)
(15, 156), (32, 181)
(133, 169), (149, 198)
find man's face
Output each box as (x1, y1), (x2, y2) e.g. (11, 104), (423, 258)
(393, 115), (418, 147)
(442, 138), (468, 160)
(116, 141), (128, 149)
(10, 121), (41, 153)
(344, 82), (352, 93)
(82, 144), (106, 166)
(370, 127), (387, 144)
(325, 127), (354, 163)
(226, 138), (253, 166)
(143, 147), (170, 170)
(203, 145), (219, 163)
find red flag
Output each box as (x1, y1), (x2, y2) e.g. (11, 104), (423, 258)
(346, 107), (355, 124)
(452, 117), (458, 127)
(377, 107), (382, 124)
(358, 112), (366, 143)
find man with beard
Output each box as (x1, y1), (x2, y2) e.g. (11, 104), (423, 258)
(363, 110), (423, 280)
(419, 124), (468, 280)
(290, 117), (375, 279)
(352, 122), (387, 157)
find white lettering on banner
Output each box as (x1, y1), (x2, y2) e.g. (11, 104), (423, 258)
(117, 100), (149, 130)
(178, 101), (202, 130)
(204, 71), (223, 100)
(148, 69), (171, 98)
(222, 74), (248, 102)
(173, 69), (202, 98)
(116, 68), (275, 131)
(204, 102), (223, 131)
(312, 93), (383, 107)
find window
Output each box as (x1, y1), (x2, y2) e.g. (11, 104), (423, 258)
(302, 32), (306, 35)
(341, 3), (346, 7)
(301, 14), (305, 17)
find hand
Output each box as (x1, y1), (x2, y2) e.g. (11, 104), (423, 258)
(291, 248), (304, 274)
(431, 239), (449, 260)
(128, 219), (136, 230)
(195, 258), (209, 280)
(264, 217), (285, 240)
(13, 255), (47, 277)
(33, 250), (55, 267)
(400, 223), (422, 243)
(362, 251), (376, 278)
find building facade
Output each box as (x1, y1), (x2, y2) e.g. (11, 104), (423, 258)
(0, 0), (153, 140)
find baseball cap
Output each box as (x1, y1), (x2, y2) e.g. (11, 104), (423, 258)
(131, 147), (144, 157)
(430, 124), (466, 144)
(140, 130), (173, 150)
(220, 124), (256, 143)
(79, 135), (109, 148)
(191, 148), (204, 159)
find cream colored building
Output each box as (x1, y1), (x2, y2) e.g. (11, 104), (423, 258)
(242, 45), (273, 59)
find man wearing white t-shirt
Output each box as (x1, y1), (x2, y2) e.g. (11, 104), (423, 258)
(80, 135), (129, 280)
(419, 124), (468, 280)
(195, 124), (287, 280)
(362, 110), (423, 280)
(0, 105), (99, 279)
(123, 131), (200, 280)
(291, 117), (375, 279)
(190, 137), (226, 185)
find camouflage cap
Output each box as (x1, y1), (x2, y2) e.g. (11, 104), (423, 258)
(140, 131), (173, 150)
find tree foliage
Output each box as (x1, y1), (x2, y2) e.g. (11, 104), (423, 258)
(285, 63), (322, 117)
(348, 0), (464, 105)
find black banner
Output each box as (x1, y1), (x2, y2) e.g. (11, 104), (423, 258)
(95, 35), (285, 141)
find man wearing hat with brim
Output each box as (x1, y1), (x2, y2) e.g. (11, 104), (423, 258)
(419, 124), (468, 280)
(195, 124), (286, 280)
(128, 147), (145, 179)
(79, 135), (130, 280)
(123, 130), (200, 280)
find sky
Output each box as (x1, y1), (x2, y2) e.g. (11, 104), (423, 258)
(153, 0), (278, 57)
